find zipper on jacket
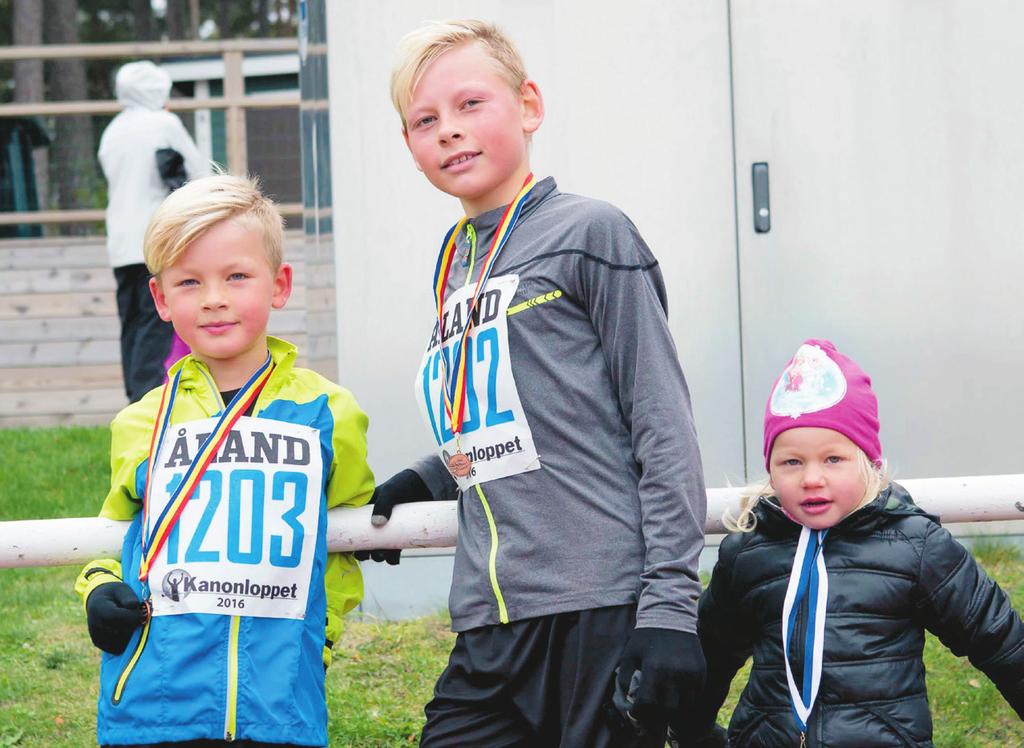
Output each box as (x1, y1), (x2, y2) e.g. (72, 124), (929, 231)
(463, 223), (478, 275)
(457, 225), (507, 624)
(473, 483), (509, 624)
(223, 615), (240, 741)
(111, 615), (151, 705)
(790, 598), (808, 692)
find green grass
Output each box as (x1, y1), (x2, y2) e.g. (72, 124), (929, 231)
(1, 427), (1022, 746)
(0, 427), (456, 747)
(0, 426), (112, 522)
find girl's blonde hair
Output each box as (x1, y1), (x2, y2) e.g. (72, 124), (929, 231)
(390, 19), (528, 128)
(723, 449), (889, 533)
(144, 173), (283, 276)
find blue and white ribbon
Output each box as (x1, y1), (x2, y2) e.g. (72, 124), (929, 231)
(781, 526), (829, 732)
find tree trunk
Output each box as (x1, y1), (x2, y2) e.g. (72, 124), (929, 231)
(218, 0), (232, 38)
(133, 0), (155, 41)
(165, 0), (188, 40)
(189, 0), (200, 39)
(13, 0), (44, 101)
(13, 0), (49, 211)
(43, 0), (97, 234)
(257, 0), (269, 37)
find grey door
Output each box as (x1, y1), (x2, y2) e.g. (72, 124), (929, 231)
(730, 0), (1024, 479)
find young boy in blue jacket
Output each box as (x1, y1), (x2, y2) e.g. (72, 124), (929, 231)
(75, 174), (374, 747)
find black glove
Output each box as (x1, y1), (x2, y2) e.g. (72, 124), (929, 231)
(667, 723), (729, 748)
(613, 628), (707, 732)
(353, 469), (432, 565)
(86, 581), (146, 655)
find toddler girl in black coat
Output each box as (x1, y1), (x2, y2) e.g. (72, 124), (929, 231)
(673, 339), (1024, 747)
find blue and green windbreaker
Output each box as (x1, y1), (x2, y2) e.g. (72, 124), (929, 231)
(74, 337), (374, 746)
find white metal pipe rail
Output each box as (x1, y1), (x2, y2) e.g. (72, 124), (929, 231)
(1, 474), (1022, 569)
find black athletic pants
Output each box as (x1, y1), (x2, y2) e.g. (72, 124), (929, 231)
(420, 603), (666, 748)
(114, 263), (173, 402)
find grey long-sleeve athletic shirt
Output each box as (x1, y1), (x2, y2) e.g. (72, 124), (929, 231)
(411, 177), (706, 633)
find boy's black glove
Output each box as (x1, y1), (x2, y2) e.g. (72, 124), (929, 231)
(353, 469), (432, 566)
(86, 581), (146, 655)
(613, 628), (707, 733)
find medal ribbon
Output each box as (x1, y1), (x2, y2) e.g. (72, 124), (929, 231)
(431, 173), (537, 435)
(781, 526), (829, 733)
(138, 354), (274, 581)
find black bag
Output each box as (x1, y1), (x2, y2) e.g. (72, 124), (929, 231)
(155, 147), (187, 192)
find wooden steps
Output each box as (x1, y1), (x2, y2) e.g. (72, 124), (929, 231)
(0, 233), (311, 427)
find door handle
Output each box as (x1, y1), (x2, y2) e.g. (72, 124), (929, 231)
(752, 162), (770, 233)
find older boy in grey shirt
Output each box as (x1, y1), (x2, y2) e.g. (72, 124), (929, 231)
(363, 19), (708, 747)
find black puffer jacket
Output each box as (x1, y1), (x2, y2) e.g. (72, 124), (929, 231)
(675, 484), (1024, 747)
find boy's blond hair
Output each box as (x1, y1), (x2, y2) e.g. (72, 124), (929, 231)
(723, 450), (890, 533)
(390, 19), (527, 127)
(144, 173), (284, 275)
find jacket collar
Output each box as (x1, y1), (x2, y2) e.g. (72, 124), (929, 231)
(753, 482), (936, 538)
(465, 176), (558, 236)
(166, 336), (297, 414)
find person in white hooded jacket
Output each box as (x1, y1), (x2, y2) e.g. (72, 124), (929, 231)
(99, 60), (210, 402)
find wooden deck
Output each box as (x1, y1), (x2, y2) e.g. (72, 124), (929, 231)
(0, 232), (315, 428)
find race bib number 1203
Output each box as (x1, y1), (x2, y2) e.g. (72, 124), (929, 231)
(146, 416), (322, 619)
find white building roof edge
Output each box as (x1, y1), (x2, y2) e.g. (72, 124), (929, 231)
(160, 52), (299, 83)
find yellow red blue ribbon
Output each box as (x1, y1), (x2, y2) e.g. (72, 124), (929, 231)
(138, 354), (274, 581)
(431, 173), (536, 435)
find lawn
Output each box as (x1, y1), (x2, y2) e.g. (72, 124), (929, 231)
(0, 427), (1021, 746)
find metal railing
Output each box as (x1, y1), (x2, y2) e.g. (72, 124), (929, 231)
(2, 474), (1021, 569)
(0, 39), (313, 227)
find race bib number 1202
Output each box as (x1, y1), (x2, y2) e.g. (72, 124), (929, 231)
(415, 274), (541, 490)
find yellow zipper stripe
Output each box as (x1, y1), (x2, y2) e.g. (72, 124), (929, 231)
(464, 223), (478, 281)
(112, 617), (151, 704)
(473, 483), (509, 624)
(507, 289), (563, 317)
(225, 615), (240, 740)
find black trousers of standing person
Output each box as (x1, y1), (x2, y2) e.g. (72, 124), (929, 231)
(114, 263), (173, 402)
(420, 604), (667, 748)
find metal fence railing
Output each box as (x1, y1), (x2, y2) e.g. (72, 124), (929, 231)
(2, 474), (1021, 568)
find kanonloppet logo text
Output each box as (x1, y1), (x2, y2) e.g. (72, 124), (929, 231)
(464, 436), (524, 464)
(161, 568), (298, 603)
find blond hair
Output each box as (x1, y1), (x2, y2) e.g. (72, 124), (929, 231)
(390, 19), (528, 127)
(144, 173), (283, 275)
(723, 450), (890, 533)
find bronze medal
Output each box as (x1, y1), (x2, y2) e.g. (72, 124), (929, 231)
(448, 451), (473, 478)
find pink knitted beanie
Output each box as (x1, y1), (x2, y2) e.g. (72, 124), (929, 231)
(763, 339), (881, 469)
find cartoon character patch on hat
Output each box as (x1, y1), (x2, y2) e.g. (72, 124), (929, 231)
(762, 338), (882, 469)
(769, 343), (847, 419)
